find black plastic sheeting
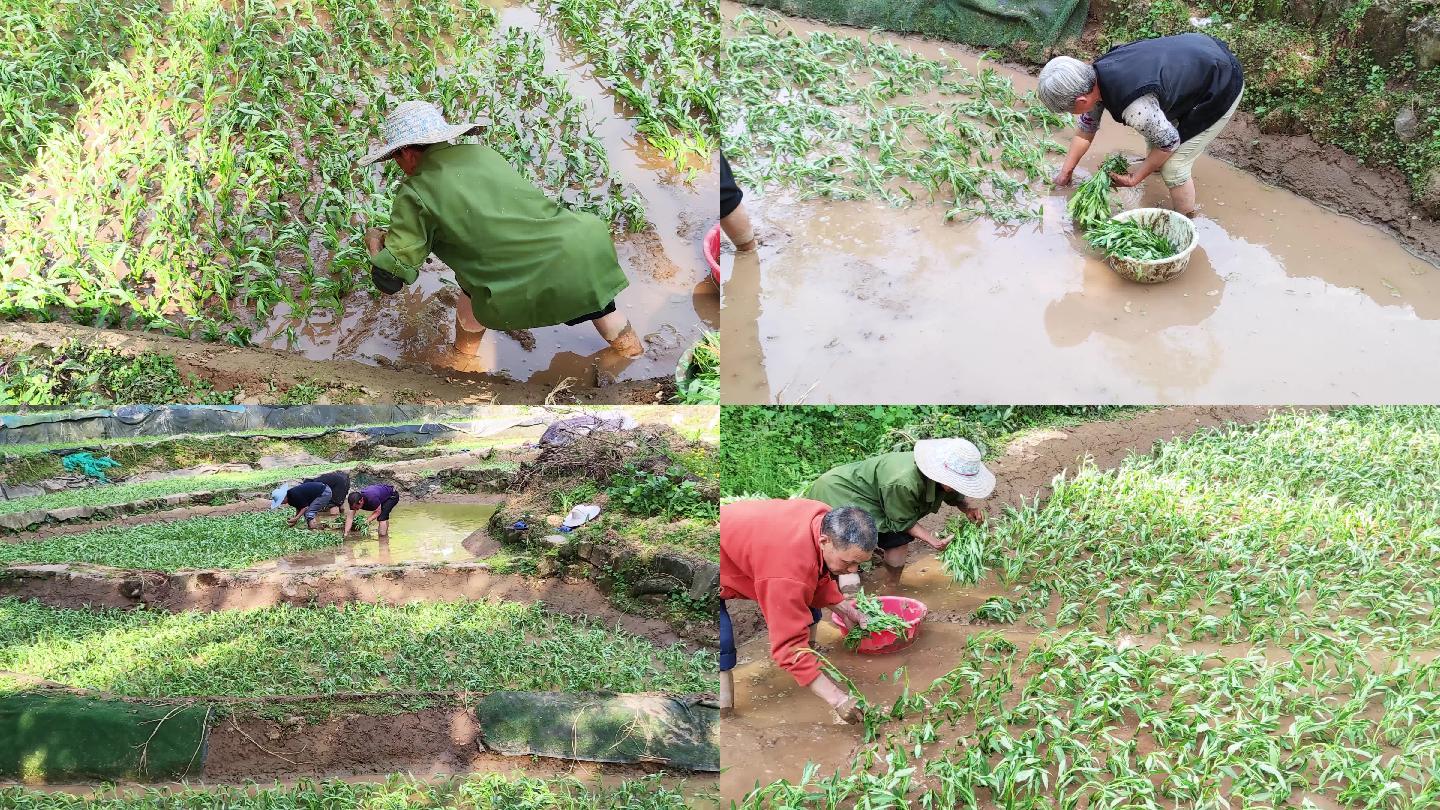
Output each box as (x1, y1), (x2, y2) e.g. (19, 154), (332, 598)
(0, 406), (527, 446)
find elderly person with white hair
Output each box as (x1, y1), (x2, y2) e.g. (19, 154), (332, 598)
(360, 100), (644, 360)
(1039, 34), (1244, 216)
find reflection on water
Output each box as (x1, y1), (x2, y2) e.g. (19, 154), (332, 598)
(260, 502), (501, 569)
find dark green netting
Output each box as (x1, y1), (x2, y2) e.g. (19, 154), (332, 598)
(0, 692), (210, 782)
(740, 0), (1089, 52)
(477, 692), (719, 772)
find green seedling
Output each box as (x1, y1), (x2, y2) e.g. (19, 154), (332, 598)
(1084, 216), (1177, 261)
(1065, 152), (1131, 229)
(843, 589), (912, 650)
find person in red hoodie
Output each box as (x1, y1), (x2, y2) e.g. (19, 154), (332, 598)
(719, 498), (877, 723)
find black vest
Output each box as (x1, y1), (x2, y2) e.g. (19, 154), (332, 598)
(1093, 33), (1244, 143)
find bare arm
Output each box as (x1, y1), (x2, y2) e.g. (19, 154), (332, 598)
(1055, 130), (1096, 186)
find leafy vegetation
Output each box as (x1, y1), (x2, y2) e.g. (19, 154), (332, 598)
(0, 341), (230, 406)
(723, 10), (1071, 223)
(0, 462), (347, 517)
(1064, 152), (1130, 229)
(841, 590), (911, 650)
(0, 0), (645, 335)
(741, 407), (1440, 806)
(675, 331), (720, 405)
(0, 773), (706, 809)
(0, 512), (346, 570)
(0, 597), (715, 713)
(720, 406), (1136, 498)
(1083, 216), (1177, 260)
(605, 463), (718, 521)
(537, 0), (719, 171)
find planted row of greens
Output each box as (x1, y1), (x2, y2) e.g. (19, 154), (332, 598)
(537, 0), (719, 170)
(0, 597), (714, 712)
(1, 0), (644, 337)
(938, 406), (1440, 651)
(0, 461), (347, 517)
(722, 10), (1070, 223)
(744, 630), (1440, 807)
(0, 773), (703, 810)
(0, 512), (347, 570)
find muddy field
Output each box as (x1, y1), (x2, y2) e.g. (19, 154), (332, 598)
(721, 407), (1440, 805)
(0, 411), (720, 792)
(720, 4), (1440, 404)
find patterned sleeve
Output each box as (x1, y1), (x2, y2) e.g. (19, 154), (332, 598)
(1119, 94), (1181, 151)
(1077, 100), (1104, 135)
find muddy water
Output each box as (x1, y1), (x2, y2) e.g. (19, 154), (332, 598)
(260, 501), (500, 568)
(721, 5), (1440, 403)
(258, 1), (717, 387)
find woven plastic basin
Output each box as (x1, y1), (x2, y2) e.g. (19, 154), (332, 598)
(704, 223), (721, 284)
(830, 596), (928, 655)
(1105, 208), (1199, 284)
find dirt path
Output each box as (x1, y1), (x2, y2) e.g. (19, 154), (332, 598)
(723, 406), (1275, 646)
(205, 707), (705, 782)
(0, 560), (699, 647)
(5, 322), (675, 405)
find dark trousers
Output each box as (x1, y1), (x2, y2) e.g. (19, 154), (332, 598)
(719, 600), (822, 673)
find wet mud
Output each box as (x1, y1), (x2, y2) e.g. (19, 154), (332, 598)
(256, 2), (717, 390)
(0, 560), (693, 647)
(260, 501), (503, 568)
(5, 321), (676, 405)
(721, 5), (1440, 404)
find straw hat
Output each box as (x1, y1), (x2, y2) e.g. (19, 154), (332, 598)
(913, 439), (995, 499)
(358, 101), (487, 166)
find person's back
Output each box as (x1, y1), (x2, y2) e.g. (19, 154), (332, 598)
(720, 498), (834, 602)
(286, 480), (326, 508)
(1094, 33), (1242, 141)
(806, 452), (922, 531)
(312, 471), (350, 506)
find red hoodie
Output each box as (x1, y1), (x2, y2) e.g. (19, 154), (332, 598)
(720, 498), (845, 686)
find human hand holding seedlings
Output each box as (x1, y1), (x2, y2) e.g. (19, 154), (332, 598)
(808, 672), (863, 724)
(908, 524), (950, 551)
(1108, 147), (1173, 189)
(962, 506), (985, 525)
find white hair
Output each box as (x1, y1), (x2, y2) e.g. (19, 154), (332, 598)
(1037, 56), (1097, 113)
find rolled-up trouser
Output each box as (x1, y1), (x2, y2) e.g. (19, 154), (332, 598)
(302, 485), (332, 522)
(1161, 86), (1244, 189)
(719, 600), (822, 673)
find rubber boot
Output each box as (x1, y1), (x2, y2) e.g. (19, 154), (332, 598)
(606, 323), (644, 358)
(720, 670), (734, 718)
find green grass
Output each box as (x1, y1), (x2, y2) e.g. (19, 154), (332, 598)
(0, 0), (645, 334)
(720, 405), (1137, 498)
(0, 432), (354, 485)
(722, 9), (1070, 223)
(0, 598), (715, 713)
(0, 341), (231, 406)
(0, 773), (709, 809)
(582, 513), (718, 561)
(942, 406), (1440, 649)
(0, 462), (348, 517)
(0, 511), (347, 570)
(740, 406), (1440, 806)
(537, 0), (718, 173)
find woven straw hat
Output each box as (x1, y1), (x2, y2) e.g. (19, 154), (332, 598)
(914, 439), (995, 499)
(359, 101), (487, 166)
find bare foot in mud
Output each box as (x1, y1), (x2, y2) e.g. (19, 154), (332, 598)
(505, 329), (536, 351)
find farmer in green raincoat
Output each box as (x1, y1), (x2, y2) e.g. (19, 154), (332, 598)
(360, 101), (643, 359)
(805, 439), (995, 588)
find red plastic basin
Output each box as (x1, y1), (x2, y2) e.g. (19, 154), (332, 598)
(704, 223), (721, 284)
(830, 595), (928, 655)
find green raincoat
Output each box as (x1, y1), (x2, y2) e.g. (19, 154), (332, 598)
(368, 143), (629, 330)
(805, 451), (964, 534)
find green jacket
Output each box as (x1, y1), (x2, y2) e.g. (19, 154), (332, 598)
(805, 451), (963, 534)
(369, 143), (629, 330)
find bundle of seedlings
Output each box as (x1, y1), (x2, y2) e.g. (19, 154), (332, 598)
(1065, 152), (1131, 229)
(1084, 216), (1179, 261)
(842, 589), (911, 649)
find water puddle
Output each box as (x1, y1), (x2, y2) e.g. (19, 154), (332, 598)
(259, 501), (500, 569)
(257, 1), (717, 386)
(721, 4), (1440, 403)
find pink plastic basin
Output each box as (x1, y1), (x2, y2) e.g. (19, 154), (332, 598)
(830, 595), (928, 655)
(704, 223), (721, 283)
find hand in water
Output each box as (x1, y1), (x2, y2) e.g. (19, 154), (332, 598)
(1053, 168), (1074, 186)
(833, 695), (863, 725)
